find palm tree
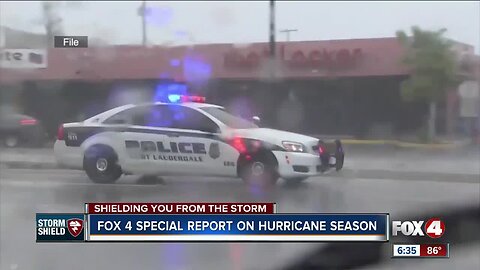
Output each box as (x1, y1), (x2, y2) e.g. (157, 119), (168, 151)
(396, 26), (458, 141)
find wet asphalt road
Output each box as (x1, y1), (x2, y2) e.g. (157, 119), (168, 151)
(0, 167), (479, 270)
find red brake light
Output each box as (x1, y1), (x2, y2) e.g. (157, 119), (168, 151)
(57, 125), (65, 140)
(318, 146), (325, 154)
(20, 119), (37, 125)
(178, 95), (206, 103)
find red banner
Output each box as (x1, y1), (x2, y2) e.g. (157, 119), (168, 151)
(86, 202), (276, 214)
(420, 244), (449, 257)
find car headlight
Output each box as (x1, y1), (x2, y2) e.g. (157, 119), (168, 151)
(282, 141), (306, 152)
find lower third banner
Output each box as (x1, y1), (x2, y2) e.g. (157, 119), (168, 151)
(87, 214), (388, 242)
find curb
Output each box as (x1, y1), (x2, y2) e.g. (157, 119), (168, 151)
(340, 139), (470, 149)
(1, 161), (60, 170)
(339, 168), (479, 183)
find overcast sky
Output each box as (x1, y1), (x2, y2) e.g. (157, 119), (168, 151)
(1, 1), (479, 52)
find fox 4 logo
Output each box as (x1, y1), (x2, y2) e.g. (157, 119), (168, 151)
(392, 218), (445, 238)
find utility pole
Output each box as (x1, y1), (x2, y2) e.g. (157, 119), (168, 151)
(139, 0), (147, 46)
(269, 0), (276, 59)
(264, 0), (276, 127)
(42, 1), (64, 47)
(280, 29), (298, 41)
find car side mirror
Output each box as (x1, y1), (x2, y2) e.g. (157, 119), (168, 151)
(252, 116), (261, 125)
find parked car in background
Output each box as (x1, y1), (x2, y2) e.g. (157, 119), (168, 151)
(0, 106), (47, 148)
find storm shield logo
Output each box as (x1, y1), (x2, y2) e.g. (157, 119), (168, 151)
(67, 218), (84, 237)
(209, 143), (220, 159)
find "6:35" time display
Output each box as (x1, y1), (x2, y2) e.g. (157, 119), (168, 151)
(394, 244), (419, 256)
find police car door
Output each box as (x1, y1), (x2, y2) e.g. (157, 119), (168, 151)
(106, 105), (176, 175)
(166, 105), (227, 176)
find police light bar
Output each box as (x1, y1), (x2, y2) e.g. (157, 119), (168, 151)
(168, 94), (206, 103)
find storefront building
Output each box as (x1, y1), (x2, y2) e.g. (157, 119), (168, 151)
(1, 36), (478, 138)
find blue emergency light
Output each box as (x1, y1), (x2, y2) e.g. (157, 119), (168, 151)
(168, 94), (182, 103)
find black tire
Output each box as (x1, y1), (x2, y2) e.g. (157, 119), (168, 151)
(83, 144), (122, 184)
(284, 177), (309, 185)
(238, 151), (279, 187)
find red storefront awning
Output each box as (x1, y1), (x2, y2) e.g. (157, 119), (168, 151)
(1, 37), (414, 83)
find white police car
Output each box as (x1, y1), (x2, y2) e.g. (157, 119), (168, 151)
(54, 95), (344, 186)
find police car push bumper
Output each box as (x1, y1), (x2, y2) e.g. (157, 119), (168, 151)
(274, 140), (344, 178)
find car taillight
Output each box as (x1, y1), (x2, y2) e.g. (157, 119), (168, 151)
(20, 119), (37, 125)
(57, 125), (65, 140)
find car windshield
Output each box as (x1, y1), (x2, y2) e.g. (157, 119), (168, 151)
(200, 107), (258, 129)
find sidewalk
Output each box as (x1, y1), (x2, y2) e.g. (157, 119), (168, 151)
(344, 146), (480, 175)
(0, 148), (58, 170)
(342, 138), (472, 150)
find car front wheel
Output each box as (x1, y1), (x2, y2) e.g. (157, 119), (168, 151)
(239, 151), (279, 187)
(83, 145), (122, 184)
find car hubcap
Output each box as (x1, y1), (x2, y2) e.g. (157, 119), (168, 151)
(5, 136), (18, 147)
(96, 158), (108, 172)
(251, 162), (265, 176)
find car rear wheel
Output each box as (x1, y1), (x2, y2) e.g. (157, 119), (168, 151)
(83, 145), (122, 184)
(4, 134), (19, 148)
(239, 151), (279, 187)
